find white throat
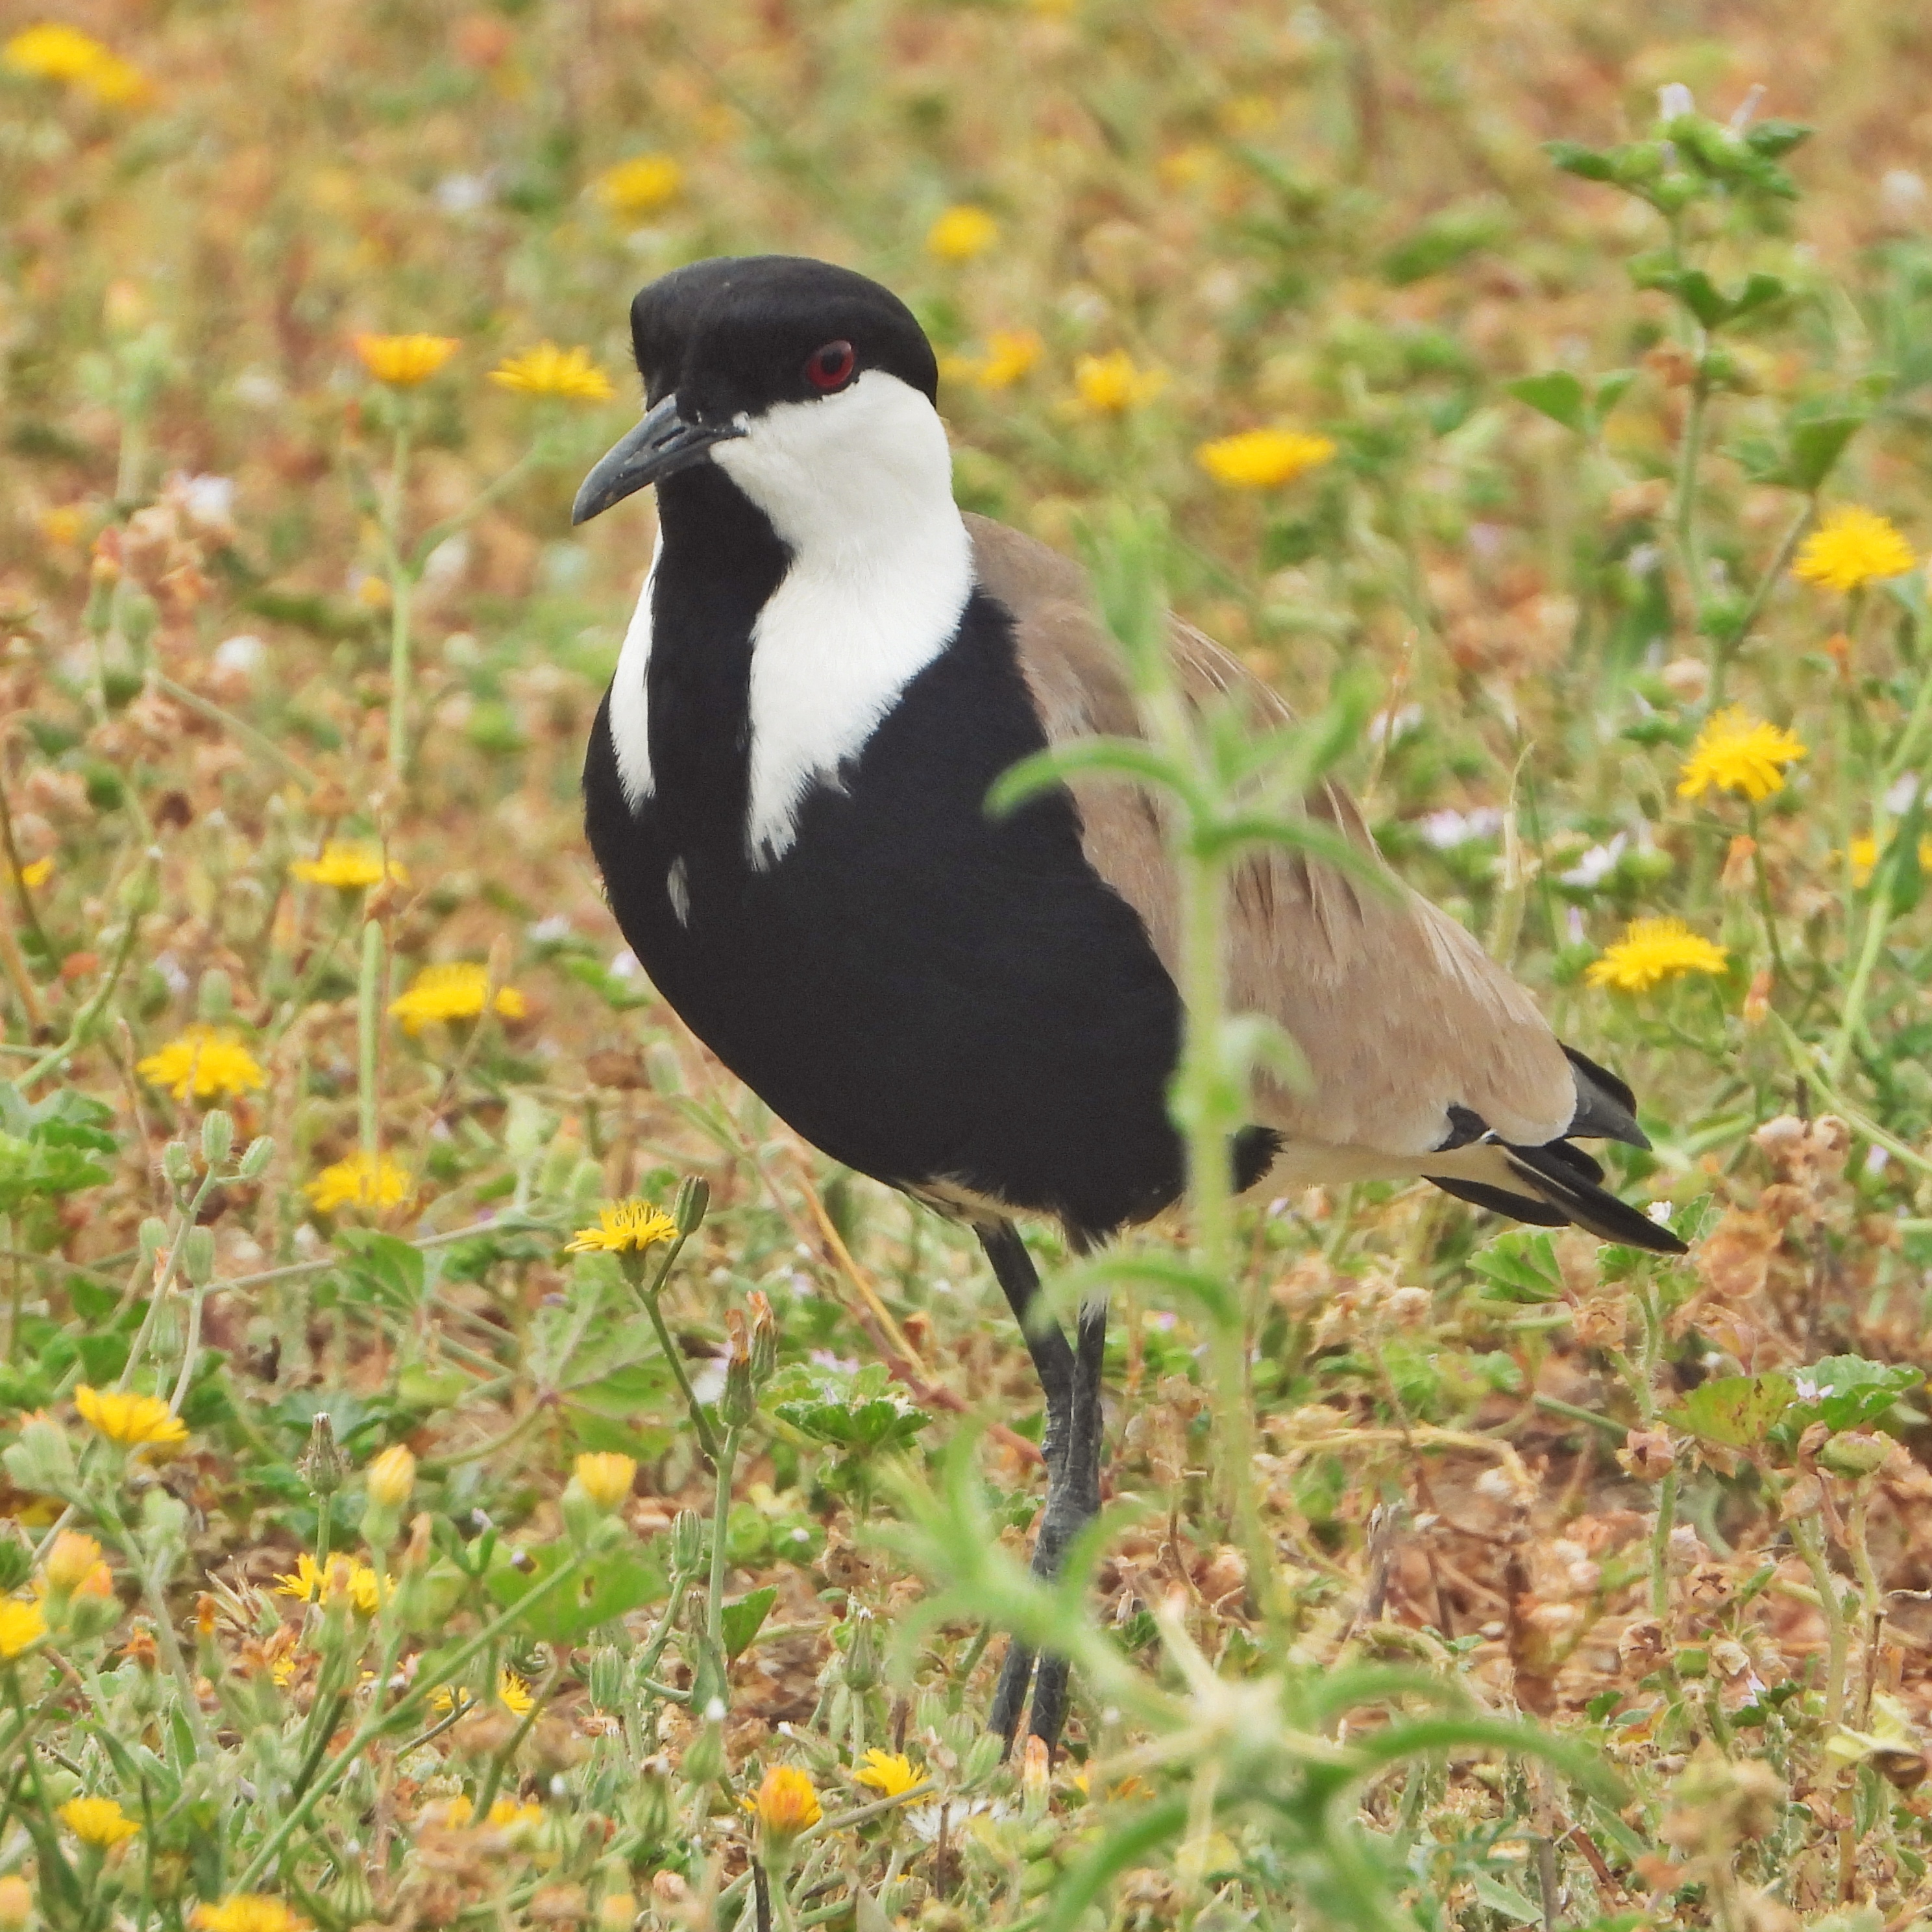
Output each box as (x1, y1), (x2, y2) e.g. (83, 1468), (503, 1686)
(711, 370), (971, 868)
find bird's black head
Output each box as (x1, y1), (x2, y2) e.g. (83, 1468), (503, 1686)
(572, 256), (942, 526)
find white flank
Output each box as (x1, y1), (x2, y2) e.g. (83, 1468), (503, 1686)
(712, 371), (972, 868)
(607, 528), (663, 809)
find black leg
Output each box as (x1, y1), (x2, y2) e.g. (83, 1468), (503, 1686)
(974, 1223), (1108, 1755)
(1027, 1300), (1106, 1750)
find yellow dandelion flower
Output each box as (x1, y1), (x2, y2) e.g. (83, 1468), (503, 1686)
(565, 1201), (679, 1254)
(352, 334), (460, 387)
(74, 1386), (188, 1449)
(498, 1669), (533, 1716)
(981, 330), (1044, 388)
(1676, 707), (1808, 803)
(945, 328), (1047, 393)
(3, 25), (147, 104)
(754, 1765), (821, 1839)
(1846, 832), (1932, 887)
(290, 842), (406, 890)
(594, 154), (683, 217)
(926, 204), (999, 262)
(19, 857), (53, 890)
(0, 1599), (47, 1659)
(194, 1897), (310, 1932)
(487, 1798), (541, 1831)
(491, 343), (616, 402)
(1195, 428), (1336, 489)
(572, 1452), (637, 1510)
(304, 1151), (413, 1214)
(852, 1749), (920, 1798)
(39, 506), (86, 548)
(58, 1796), (140, 1847)
(1584, 918), (1730, 994)
(390, 961), (526, 1034)
(135, 1025), (265, 1103)
(1792, 506), (1916, 595)
(273, 1553), (385, 1616)
(0, 1876), (31, 1927)
(1073, 350), (1166, 415)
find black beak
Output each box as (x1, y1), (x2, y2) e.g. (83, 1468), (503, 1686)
(571, 394), (746, 525)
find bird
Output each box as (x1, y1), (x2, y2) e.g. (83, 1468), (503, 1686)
(570, 253), (1685, 1752)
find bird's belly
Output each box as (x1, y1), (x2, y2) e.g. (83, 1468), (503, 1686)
(589, 786), (1184, 1241)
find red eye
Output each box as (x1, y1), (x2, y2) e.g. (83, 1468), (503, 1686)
(804, 340), (856, 392)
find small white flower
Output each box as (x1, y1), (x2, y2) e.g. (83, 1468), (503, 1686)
(214, 633), (265, 676)
(1420, 807), (1502, 850)
(1561, 833), (1628, 888)
(177, 472), (237, 526)
(434, 172), (493, 214)
(1657, 82), (1695, 122)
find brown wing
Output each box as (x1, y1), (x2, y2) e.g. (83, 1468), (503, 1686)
(965, 513), (1576, 1164)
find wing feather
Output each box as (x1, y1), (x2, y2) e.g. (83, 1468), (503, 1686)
(966, 514), (1576, 1166)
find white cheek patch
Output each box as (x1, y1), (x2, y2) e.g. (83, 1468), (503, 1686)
(711, 373), (972, 868)
(606, 528), (663, 811)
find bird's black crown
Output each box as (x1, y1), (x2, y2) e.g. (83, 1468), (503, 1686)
(628, 255), (938, 424)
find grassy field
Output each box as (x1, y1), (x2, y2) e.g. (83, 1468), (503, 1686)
(6, 1), (1932, 1927)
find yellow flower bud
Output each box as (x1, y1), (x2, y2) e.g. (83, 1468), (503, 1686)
(0, 1876), (31, 1928)
(572, 1452), (637, 1512)
(367, 1445), (415, 1510)
(754, 1765), (821, 1842)
(42, 1530), (106, 1594)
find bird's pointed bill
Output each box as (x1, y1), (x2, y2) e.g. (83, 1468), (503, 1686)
(572, 394), (746, 524)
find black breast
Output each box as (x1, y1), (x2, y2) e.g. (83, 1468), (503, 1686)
(582, 519), (1187, 1243)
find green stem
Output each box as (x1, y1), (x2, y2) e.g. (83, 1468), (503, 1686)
(19, 853), (156, 1089)
(622, 1239), (718, 1461)
(1649, 1467), (1678, 1624)
(1791, 1517), (1849, 1728)
(1827, 879), (1893, 1086)
(1712, 496), (1812, 713)
(701, 1425), (743, 1713)
(383, 412), (415, 789)
(149, 673), (317, 790)
(358, 919), (383, 1171)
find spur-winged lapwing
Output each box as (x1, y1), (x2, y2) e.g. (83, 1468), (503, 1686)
(572, 254), (1683, 1749)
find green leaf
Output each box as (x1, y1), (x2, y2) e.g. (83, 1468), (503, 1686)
(721, 1585), (777, 1659)
(1667, 269), (1731, 330)
(484, 1541), (665, 1643)
(1667, 1373), (1795, 1447)
(1787, 1356), (1924, 1435)
(1881, 789), (1926, 918)
(1506, 371), (1587, 435)
(1469, 1228), (1565, 1304)
(559, 954), (654, 1011)
(1592, 369), (1638, 422)
(1731, 271), (1787, 319)
(769, 1362), (931, 1454)
(1787, 411), (1866, 491)
(330, 1230), (425, 1314)
(0, 1132), (112, 1212)
(1545, 140), (1616, 182)
(1746, 120), (1811, 158)
(1471, 1872), (1543, 1925)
